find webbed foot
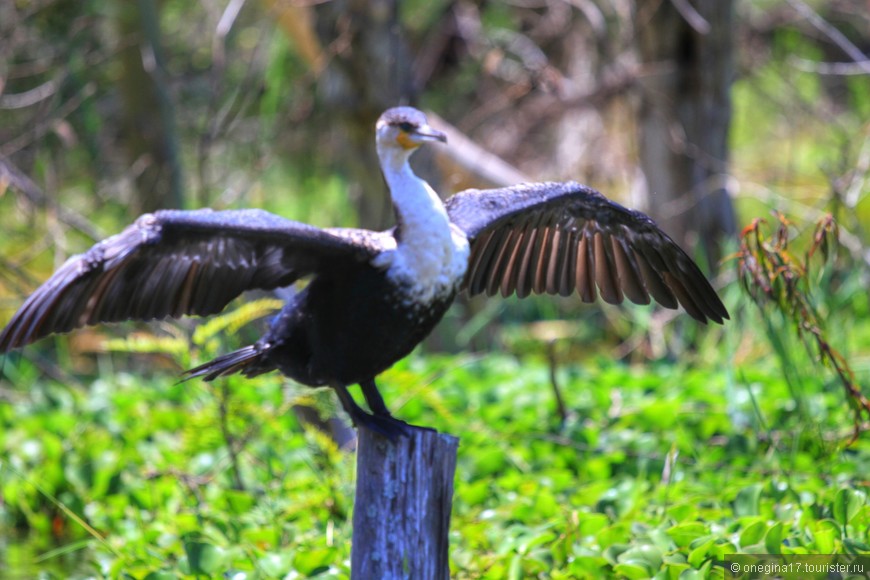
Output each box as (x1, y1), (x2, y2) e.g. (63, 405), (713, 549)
(355, 412), (416, 440)
(333, 381), (436, 441)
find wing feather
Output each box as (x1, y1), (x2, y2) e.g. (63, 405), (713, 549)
(533, 225), (553, 294)
(446, 182), (728, 324)
(544, 227), (563, 294)
(575, 229), (596, 303)
(467, 229), (496, 295)
(633, 249), (677, 309)
(496, 221), (530, 297)
(593, 231), (622, 305)
(611, 234), (648, 305)
(1, 208), (379, 350)
(486, 229), (515, 296)
(558, 229), (577, 297)
(515, 214), (547, 299)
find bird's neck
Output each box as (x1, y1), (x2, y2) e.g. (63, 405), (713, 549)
(379, 151), (450, 239)
(377, 150), (469, 302)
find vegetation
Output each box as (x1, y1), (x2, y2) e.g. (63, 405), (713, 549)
(2, 296), (869, 577)
(1, 0), (869, 578)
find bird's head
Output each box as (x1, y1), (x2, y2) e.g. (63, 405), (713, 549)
(376, 107), (447, 159)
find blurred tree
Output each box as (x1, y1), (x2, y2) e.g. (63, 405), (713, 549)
(313, 0), (419, 228)
(265, 0), (421, 228)
(2, 0), (867, 351)
(635, 0), (738, 270)
(115, 0), (183, 211)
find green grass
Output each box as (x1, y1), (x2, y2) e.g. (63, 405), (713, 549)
(1, 313), (868, 578)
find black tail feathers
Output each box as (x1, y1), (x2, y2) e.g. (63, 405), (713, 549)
(182, 344), (271, 382)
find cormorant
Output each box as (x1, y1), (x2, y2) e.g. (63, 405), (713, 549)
(0, 107), (728, 437)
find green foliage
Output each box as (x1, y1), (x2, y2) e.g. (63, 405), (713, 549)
(2, 307), (869, 577)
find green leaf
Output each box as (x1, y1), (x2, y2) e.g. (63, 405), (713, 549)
(617, 544), (663, 574)
(832, 488), (866, 527)
(676, 569), (707, 580)
(508, 554), (523, 580)
(844, 538), (870, 553)
(734, 484), (763, 517)
(224, 489), (256, 515)
(143, 573), (178, 580)
(578, 513), (610, 536)
(764, 521), (784, 554)
(739, 519), (767, 548)
(603, 543), (630, 565)
(473, 448), (508, 476)
(660, 561), (690, 580)
(812, 520), (839, 553)
(667, 522), (709, 548)
(458, 479), (490, 506)
(183, 540), (225, 575)
(259, 552), (293, 577)
(687, 537), (715, 569)
(613, 563), (651, 579)
(648, 527), (676, 552)
(294, 548), (337, 574)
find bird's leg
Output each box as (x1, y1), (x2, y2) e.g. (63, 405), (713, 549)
(359, 378), (393, 417)
(333, 383), (411, 440)
(360, 379), (436, 435)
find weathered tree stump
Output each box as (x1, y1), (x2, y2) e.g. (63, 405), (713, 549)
(351, 427), (459, 579)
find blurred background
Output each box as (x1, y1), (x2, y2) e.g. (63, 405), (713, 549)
(0, 0), (867, 355)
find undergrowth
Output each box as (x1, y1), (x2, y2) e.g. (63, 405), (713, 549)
(1, 280), (868, 578)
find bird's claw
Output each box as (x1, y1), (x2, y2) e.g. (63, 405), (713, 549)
(355, 413), (434, 440)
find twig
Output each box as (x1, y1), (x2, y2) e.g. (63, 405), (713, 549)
(0, 154), (101, 241)
(0, 83), (98, 157)
(218, 381), (246, 491)
(786, 0), (870, 74)
(546, 340), (570, 426)
(736, 213), (870, 442)
(788, 56), (870, 76)
(668, 0), (710, 34)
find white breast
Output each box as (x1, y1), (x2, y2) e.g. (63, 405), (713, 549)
(373, 222), (469, 306)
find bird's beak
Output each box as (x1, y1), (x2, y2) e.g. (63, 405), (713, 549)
(397, 124), (447, 150)
(413, 125), (447, 144)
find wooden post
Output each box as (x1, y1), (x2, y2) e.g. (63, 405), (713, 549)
(351, 427), (459, 579)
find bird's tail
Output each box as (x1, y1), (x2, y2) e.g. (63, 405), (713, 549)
(182, 344), (272, 382)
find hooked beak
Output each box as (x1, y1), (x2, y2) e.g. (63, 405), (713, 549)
(411, 124), (447, 144)
(397, 124), (447, 150)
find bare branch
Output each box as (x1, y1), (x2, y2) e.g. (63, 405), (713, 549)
(0, 83), (97, 157)
(786, 0), (870, 74)
(0, 154), (101, 240)
(0, 79), (59, 109)
(669, 0), (710, 34)
(787, 56), (870, 76)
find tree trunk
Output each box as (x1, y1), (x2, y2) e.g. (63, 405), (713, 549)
(115, 0), (184, 212)
(310, 0), (446, 230)
(352, 427), (459, 579)
(635, 0), (737, 271)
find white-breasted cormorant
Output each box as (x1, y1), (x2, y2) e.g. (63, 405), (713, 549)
(0, 107), (728, 437)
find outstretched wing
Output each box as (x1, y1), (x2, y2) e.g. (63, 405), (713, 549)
(0, 209), (382, 350)
(445, 182), (728, 324)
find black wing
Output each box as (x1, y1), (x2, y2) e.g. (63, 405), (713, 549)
(445, 182), (729, 324)
(0, 208), (382, 350)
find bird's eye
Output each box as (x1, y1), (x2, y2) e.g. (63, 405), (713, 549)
(397, 122), (416, 133)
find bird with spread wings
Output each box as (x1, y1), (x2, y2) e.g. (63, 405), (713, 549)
(0, 107), (727, 437)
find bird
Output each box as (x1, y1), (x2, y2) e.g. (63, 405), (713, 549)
(0, 106), (728, 438)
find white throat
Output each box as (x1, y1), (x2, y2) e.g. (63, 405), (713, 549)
(373, 146), (469, 304)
